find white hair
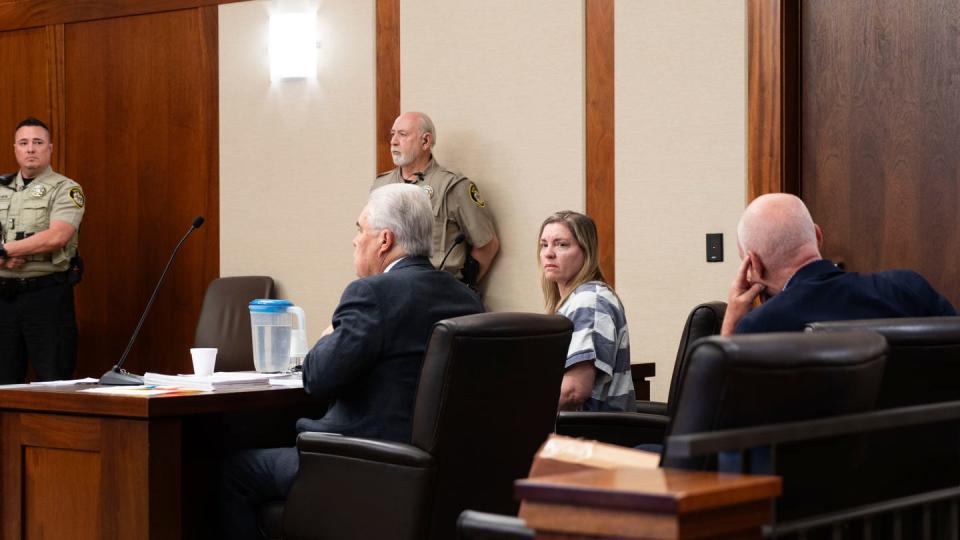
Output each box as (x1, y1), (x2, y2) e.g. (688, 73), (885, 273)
(413, 111), (436, 148)
(737, 193), (818, 269)
(366, 183), (433, 257)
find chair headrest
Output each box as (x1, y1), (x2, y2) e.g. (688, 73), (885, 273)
(432, 312), (573, 339)
(691, 330), (888, 369)
(665, 331), (888, 470)
(807, 316), (960, 346)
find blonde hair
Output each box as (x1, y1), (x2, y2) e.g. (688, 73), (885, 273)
(538, 211), (607, 313)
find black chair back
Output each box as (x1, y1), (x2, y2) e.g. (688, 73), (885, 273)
(664, 301), (726, 413)
(809, 317), (960, 504)
(662, 331), (887, 521)
(193, 276), (275, 371)
(411, 312), (570, 540)
(808, 316), (960, 407)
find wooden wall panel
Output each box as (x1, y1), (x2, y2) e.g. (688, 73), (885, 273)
(746, 0), (799, 202)
(585, 0), (615, 285)
(25, 448), (101, 539)
(801, 0), (960, 305)
(376, 0), (400, 173)
(0, 27), (57, 173)
(0, 0), (244, 32)
(64, 7), (219, 377)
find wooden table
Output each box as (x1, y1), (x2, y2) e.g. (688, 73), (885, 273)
(0, 383), (322, 540)
(516, 467), (781, 539)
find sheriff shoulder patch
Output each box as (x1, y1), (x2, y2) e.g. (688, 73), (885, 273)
(468, 183), (486, 208)
(69, 187), (85, 209)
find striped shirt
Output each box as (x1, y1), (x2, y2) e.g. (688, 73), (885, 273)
(557, 281), (635, 412)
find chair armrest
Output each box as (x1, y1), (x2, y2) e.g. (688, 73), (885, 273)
(457, 510), (534, 539)
(284, 432), (436, 540)
(634, 400), (668, 416)
(296, 431), (434, 467)
(556, 411), (669, 448)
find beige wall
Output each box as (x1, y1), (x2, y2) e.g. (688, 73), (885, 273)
(615, 0), (746, 400)
(400, 0), (585, 312)
(219, 1), (747, 400)
(219, 0), (375, 341)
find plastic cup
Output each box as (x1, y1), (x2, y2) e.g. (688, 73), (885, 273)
(190, 348), (217, 376)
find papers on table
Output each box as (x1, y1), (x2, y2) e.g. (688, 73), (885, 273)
(142, 371), (279, 391)
(0, 377), (100, 389)
(82, 386), (205, 397)
(64, 372), (301, 396)
(30, 377), (99, 386)
(268, 373), (303, 388)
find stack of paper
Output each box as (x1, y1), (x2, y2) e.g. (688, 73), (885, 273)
(30, 377), (99, 386)
(83, 385), (205, 397)
(268, 373), (303, 388)
(143, 371), (278, 391)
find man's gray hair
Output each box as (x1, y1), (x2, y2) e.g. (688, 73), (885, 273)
(414, 112), (436, 148)
(366, 183), (433, 257)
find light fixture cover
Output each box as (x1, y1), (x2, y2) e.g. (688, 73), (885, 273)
(270, 12), (317, 81)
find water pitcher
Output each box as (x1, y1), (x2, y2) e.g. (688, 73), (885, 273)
(248, 299), (307, 372)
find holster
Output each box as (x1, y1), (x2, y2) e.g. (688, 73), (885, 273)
(67, 255), (84, 286)
(460, 248), (480, 290)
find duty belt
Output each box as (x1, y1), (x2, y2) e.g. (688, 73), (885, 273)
(0, 271), (69, 296)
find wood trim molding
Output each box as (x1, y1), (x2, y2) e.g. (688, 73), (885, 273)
(747, 0), (800, 202)
(0, 0), (246, 33)
(585, 0), (615, 286)
(376, 0), (400, 174)
(200, 5), (221, 280)
(45, 24), (65, 171)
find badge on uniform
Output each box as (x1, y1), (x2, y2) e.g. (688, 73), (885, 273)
(468, 182), (486, 208)
(31, 185), (46, 198)
(69, 187), (85, 208)
(422, 185), (434, 200)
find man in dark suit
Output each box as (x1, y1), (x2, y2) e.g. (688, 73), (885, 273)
(220, 184), (484, 540)
(722, 193), (954, 335)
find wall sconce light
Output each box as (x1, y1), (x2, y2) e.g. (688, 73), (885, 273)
(269, 12), (317, 81)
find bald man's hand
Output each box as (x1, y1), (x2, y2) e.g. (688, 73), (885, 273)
(721, 255), (765, 336)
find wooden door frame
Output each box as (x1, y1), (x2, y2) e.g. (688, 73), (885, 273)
(747, 0), (800, 202)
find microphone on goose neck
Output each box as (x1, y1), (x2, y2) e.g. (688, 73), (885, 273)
(99, 216), (205, 385)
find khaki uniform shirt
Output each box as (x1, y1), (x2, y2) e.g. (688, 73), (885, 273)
(0, 166), (84, 278)
(372, 158), (496, 276)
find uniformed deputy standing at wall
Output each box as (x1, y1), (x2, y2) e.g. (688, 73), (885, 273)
(0, 118), (85, 384)
(372, 111), (500, 289)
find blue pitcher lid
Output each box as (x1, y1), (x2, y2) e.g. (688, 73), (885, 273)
(249, 299), (293, 313)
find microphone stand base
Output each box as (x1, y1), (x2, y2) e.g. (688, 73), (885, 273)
(99, 368), (144, 386)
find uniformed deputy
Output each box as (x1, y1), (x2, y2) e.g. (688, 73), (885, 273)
(372, 111), (499, 286)
(0, 118), (85, 383)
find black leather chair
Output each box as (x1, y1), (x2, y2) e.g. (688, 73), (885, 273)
(638, 301), (726, 415)
(194, 276), (275, 371)
(808, 317), (960, 505)
(807, 316), (960, 407)
(280, 312), (573, 540)
(464, 331), (888, 535)
(556, 301), (726, 446)
(662, 331), (888, 521)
